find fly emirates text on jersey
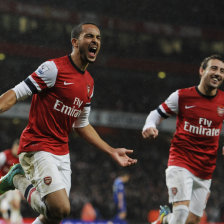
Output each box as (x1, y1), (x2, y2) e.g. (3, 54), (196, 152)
(53, 97), (83, 117)
(184, 118), (220, 136)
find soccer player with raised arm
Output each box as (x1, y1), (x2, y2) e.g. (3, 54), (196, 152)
(0, 22), (137, 224)
(142, 55), (224, 224)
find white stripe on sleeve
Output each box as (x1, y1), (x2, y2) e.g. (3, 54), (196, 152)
(34, 61), (58, 88)
(73, 106), (91, 128)
(0, 152), (6, 168)
(163, 90), (179, 114)
(12, 81), (33, 101)
(90, 86), (94, 98)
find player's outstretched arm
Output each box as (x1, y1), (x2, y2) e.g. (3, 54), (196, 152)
(110, 147), (137, 167)
(0, 90), (17, 113)
(75, 124), (137, 167)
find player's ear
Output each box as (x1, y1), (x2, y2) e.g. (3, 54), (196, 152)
(71, 38), (78, 48)
(199, 66), (204, 78)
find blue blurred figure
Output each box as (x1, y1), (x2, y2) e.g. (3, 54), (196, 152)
(112, 172), (130, 224)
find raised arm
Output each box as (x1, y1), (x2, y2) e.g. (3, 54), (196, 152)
(142, 109), (163, 139)
(0, 61), (58, 115)
(0, 90), (17, 113)
(142, 90), (179, 139)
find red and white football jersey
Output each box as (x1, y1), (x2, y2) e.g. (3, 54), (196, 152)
(159, 86), (224, 179)
(16, 55), (94, 155)
(0, 149), (19, 177)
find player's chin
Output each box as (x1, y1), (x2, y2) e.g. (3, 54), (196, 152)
(211, 82), (222, 89)
(87, 57), (97, 63)
(209, 80), (219, 88)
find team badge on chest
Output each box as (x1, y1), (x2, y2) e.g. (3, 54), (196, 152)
(217, 106), (224, 117)
(87, 84), (91, 98)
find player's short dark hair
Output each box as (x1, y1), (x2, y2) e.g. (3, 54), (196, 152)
(201, 54), (224, 70)
(71, 22), (99, 39)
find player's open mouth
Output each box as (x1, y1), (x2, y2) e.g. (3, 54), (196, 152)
(211, 75), (222, 82)
(88, 46), (97, 57)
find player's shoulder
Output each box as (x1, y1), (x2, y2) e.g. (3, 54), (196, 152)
(114, 177), (121, 184)
(217, 89), (224, 96)
(85, 70), (94, 83)
(3, 149), (12, 157)
(179, 86), (195, 92)
(49, 55), (68, 67)
(178, 86), (196, 96)
(3, 149), (11, 154)
(49, 55), (68, 62)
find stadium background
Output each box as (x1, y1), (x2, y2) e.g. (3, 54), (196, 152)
(0, 0), (224, 223)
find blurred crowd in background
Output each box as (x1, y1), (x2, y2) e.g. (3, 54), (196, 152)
(1, 0), (224, 223)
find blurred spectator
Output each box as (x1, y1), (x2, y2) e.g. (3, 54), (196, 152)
(0, 139), (23, 224)
(112, 172), (130, 222)
(81, 202), (97, 221)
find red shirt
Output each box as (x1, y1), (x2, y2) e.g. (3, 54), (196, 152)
(160, 86), (224, 179)
(0, 149), (19, 177)
(19, 55), (94, 155)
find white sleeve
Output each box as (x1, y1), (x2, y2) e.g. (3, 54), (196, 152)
(31, 61), (58, 89)
(12, 61), (58, 101)
(12, 81), (33, 101)
(90, 86), (94, 98)
(142, 90), (179, 131)
(142, 109), (163, 131)
(158, 90), (179, 117)
(0, 152), (6, 168)
(73, 106), (91, 128)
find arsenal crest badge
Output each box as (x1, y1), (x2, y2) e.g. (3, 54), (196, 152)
(217, 106), (224, 117)
(44, 176), (52, 185)
(171, 187), (178, 196)
(87, 85), (91, 98)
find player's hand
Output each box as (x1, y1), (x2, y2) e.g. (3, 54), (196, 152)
(110, 148), (137, 167)
(142, 127), (158, 139)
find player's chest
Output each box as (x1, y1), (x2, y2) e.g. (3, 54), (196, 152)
(180, 97), (224, 124)
(52, 73), (93, 104)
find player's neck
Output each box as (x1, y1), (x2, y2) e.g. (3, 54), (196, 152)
(70, 52), (89, 72)
(197, 84), (217, 96)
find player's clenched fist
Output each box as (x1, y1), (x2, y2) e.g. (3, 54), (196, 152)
(142, 127), (159, 139)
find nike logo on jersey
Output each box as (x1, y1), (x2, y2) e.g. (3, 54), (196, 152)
(64, 81), (74, 85)
(185, 105), (196, 109)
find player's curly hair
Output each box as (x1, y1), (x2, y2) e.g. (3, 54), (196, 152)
(71, 22), (99, 39)
(201, 54), (224, 70)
